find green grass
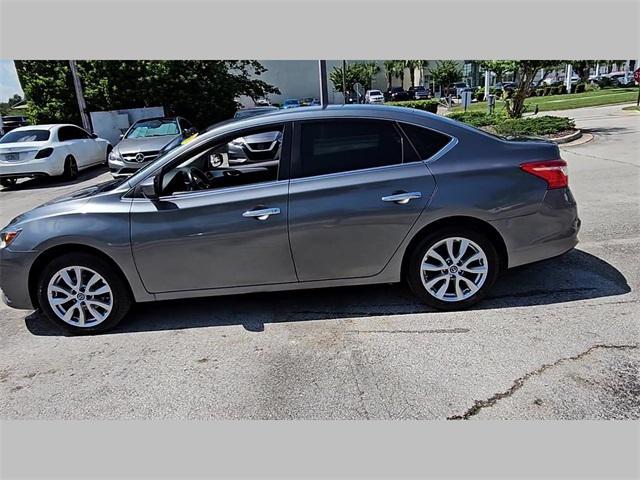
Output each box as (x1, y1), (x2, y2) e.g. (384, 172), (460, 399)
(451, 88), (638, 114)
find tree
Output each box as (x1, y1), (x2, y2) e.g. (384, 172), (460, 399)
(504, 61), (560, 118)
(330, 62), (380, 96)
(15, 61), (279, 128)
(430, 60), (463, 95)
(478, 60), (516, 84)
(570, 60), (596, 83)
(404, 60), (427, 87)
(383, 60), (396, 90)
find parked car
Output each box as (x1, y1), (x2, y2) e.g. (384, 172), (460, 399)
(107, 116), (196, 177)
(365, 89), (385, 104)
(494, 81), (517, 91)
(606, 72), (633, 85)
(0, 124), (111, 187)
(386, 87), (410, 101)
(254, 98), (271, 107)
(233, 106), (279, 120)
(300, 98), (319, 107)
(408, 85), (430, 100)
(1, 115), (29, 134)
(0, 105), (580, 333)
(282, 99), (301, 109)
(453, 82), (470, 98)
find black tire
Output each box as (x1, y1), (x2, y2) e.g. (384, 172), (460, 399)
(63, 156), (78, 180)
(0, 178), (17, 188)
(105, 146), (112, 166)
(406, 227), (500, 311)
(36, 253), (132, 335)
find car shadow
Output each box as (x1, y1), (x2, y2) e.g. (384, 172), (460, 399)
(25, 248), (631, 336)
(0, 164), (109, 192)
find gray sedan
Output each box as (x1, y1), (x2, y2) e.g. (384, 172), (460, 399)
(0, 105), (580, 334)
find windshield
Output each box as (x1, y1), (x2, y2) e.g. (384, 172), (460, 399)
(0, 129), (50, 143)
(126, 119), (179, 138)
(415, 86), (425, 91)
(370, 90), (382, 95)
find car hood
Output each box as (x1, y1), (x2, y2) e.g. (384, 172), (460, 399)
(4, 179), (129, 229)
(115, 135), (180, 154)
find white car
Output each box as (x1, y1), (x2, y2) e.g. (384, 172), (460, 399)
(365, 89), (385, 104)
(0, 124), (111, 187)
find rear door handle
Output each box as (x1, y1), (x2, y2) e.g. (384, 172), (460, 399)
(242, 207), (281, 220)
(381, 192), (422, 205)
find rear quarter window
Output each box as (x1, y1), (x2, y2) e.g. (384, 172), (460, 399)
(399, 123), (452, 161)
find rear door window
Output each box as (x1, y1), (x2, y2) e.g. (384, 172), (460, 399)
(295, 119), (404, 178)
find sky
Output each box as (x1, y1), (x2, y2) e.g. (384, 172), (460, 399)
(0, 60), (24, 102)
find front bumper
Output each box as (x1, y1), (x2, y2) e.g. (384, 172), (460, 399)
(0, 246), (37, 310)
(108, 157), (147, 177)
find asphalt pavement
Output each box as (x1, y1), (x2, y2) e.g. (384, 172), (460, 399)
(1, 104), (638, 419)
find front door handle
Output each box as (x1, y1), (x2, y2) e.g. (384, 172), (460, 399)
(242, 207), (281, 220)
(381, 191), (422, 205)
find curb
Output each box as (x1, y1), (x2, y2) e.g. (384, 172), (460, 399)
(552, 129), (582, 144)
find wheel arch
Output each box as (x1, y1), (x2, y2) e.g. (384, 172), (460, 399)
(28, 243), (133, 309)
(400, 215), (508, 279)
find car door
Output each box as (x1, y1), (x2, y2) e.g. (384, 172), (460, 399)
(130, 122), (297, 293)
(287, 118), (439, 282)
(58, 126), (97, 168)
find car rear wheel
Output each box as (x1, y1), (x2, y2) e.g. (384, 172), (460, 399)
(36, 253), (132, 334)
(63, 156), (78, 180)
(406, 228), (499, 310)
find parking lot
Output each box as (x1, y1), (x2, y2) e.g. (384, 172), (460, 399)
(0, 104), (638, 420)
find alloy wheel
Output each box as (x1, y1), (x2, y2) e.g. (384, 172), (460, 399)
(420, 237), (489, 302)
(47, 266), (113, 327)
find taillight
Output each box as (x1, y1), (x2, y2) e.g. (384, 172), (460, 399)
(34, 147), (53, 159)
(520, 159), (568, 189)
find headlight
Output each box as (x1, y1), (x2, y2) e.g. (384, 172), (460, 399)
(0, 230), (21, 249)
(108, 150), (122, 162)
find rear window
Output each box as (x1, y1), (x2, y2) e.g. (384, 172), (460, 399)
(399, 123), (452, 160)
(0, 129), (50, 143)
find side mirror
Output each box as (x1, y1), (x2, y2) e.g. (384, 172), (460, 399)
(119, 134), (124, 140)
(138, 176), (159, 199)
(90, 132), (98, 139)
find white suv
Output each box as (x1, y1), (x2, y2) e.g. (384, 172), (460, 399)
(365, 89), (385, 104)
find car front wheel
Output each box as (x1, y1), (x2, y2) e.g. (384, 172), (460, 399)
(36, 253), (132, 334)
(406, 228), (499, 310)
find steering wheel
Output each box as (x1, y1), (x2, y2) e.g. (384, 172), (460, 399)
(185, 167), (209, 191)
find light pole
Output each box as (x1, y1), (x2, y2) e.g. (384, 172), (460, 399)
(565, 63), (573, 93)
(342, 60), (347, 105)
(68, 60), (92, 132)
(318, 60), (329, 107)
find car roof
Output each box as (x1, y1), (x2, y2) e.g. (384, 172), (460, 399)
(8, 124), (78, 132)
(199, 104), (479, 141)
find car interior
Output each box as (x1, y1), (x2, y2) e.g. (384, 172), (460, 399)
(160, 125), (283, 196)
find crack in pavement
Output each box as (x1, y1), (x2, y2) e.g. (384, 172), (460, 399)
(348, 328), (469, 334)
(447, 344), (639, 420)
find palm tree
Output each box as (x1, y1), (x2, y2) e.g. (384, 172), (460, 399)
(404, 60), (427, 87)
(383, 60), (395, 91)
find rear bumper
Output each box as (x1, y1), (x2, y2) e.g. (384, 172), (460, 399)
(491, 188), (581, 268)
(0, 157), (61, 178)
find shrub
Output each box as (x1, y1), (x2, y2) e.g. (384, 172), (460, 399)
(543, 87), (551, 96)
(385, 99), (439, 113)
(575, 83), (586, 93)
(446, 111), (506, 128)
(585, 82), (600, 92)
(493, 116), (575, 137)
(550, 86), (559, 95)
(557, 85), (567, 95)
